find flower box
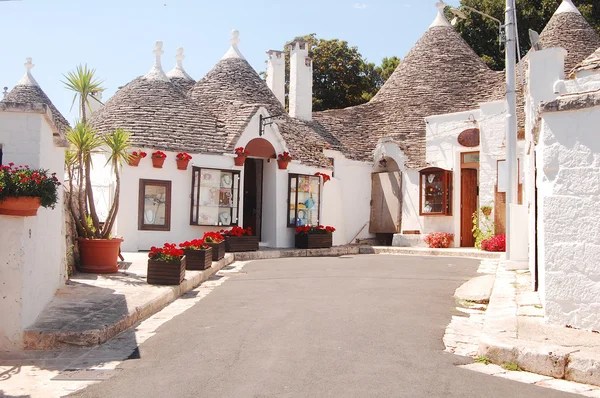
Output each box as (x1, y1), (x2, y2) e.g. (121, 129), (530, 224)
(176, 159), (190, 170)
(205, 241), (225, 261)
(224, 235), (259, 252)
(152, 157), (165, 168)
(0, 196), (41, 216)
(183, 248), (212, 270)
(295, 233), (333, 249)
(277, 159), (289, 170)
(147, 256), (186, 285)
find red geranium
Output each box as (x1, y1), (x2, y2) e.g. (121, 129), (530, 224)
(0, 163), (61, 208)
(423, 232), (454, 248)
(202, 231), (225, 243)
(176, 152), (192, 161)
(221, 226), (253, 237)
(295, 225), (336, 235)
(148, 242), (184, 262)
(481, 235), (506, 252)
(152, 151), (167, 159)
(314, 172), (331, 184)
(179, 239), (208, 251)
(234, 147), (249, 156)
(131, 150), (147, 158)
(277, 151), (293, 162)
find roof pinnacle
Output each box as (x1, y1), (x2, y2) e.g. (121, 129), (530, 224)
(166, 47), (193, 81)
(17, 57), (39, 86)
(144, 40), (170, 82)
(555, 0), (581, 15)
(221, 29), (245, 60)
(430, 1), (451, 29)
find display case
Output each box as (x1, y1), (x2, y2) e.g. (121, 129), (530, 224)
(419, 167), (452, 216)
(190, 167), (240, 226)
(139, 179), (172, 231)
(288, 174), (321, 227)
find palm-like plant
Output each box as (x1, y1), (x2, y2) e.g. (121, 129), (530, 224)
(62, 64), (104, 124)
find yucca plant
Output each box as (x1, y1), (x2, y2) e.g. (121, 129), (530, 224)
(62, 64), (104, 124)
(101, 128), (131, 238)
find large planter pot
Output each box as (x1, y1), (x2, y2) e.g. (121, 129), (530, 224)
(78, 238), (124, 274)
(147, 256), (186, 285)
(176, 159), (190, 170)
(205, 241), (225, 261)
(183, 248), (212, 271)
(152, 157), (165, 168)
(295, 233), (333, 249)
(0, 197), (41, 216)
(234, 155), (246, 167)
(277, 160), (289, 170)
(128, 156), (141, 167)
(224, 235), (259, 252)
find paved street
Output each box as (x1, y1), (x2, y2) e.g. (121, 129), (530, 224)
(70, 255), (577, 398)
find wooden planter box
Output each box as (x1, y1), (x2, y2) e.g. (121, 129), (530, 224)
(225, 236), (259, 252)
(205, 241), (225, 261)
(183, 248), (212, 271)
(295, 233), (333, 249)
(147, 256), (186, 285)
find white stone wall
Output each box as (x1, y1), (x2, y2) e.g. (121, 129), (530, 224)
(289, 42), (313, 121)
(537, 105), (600, 331)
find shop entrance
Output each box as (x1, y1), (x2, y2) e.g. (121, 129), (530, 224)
(460, 152), (479, 247)
(243, 158), (264, 240)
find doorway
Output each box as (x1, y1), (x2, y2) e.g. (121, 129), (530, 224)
(243, 158), (264, 240)
(460, 152), (479, 247)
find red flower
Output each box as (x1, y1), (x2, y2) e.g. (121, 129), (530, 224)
(148, 242), (184, 262)
(424, 232), (454, 248)
(176, 152), (192, 161)
(277, 151), (293, 162)
(152, 151), (167, 159)
(481, 235), (506, 252)
(234, 147), (249, 156)
(221, 226), (253, 237)
(179, 238), (208, 251)
(202, 231), (225, 243)
(315, 172), (331, 183)
(295, 225), (335, 235)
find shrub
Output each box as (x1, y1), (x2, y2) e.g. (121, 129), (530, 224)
(0, 163), (61, 208)
(481, 235), (506, 252)
(424, 232), (454, 248)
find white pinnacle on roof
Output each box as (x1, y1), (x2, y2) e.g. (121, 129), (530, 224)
(144, 41), (170, 82)
(166, 47), (193, 80)
(429, 1), (451, 28)
(555, 0), (581, 15)
(221, 29), (246, 60)
(16, 57), (39, 86)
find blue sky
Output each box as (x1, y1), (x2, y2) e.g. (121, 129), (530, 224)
(0, 0), (460, 122)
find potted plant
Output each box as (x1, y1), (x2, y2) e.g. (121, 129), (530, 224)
(221, 226), (259, 252)
(277, 151), (293, 170)
(423, 232), (454, 248)
(314, 172), (331, 184)
(147, 243), (186, 285)
(295, 225), (335, 249)
(176, 152), (192, 170)
(179, 239), (212, 270)
(0, 163), (62, 216)
(234, 147), (249, 167)
(481, 234), (506, 252)
(151, 151), (167, 168)
(202, 231), (226, 261)
(128, 150), (147, 167)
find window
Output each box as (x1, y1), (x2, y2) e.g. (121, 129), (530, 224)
(139, 179), (172, 231)
(0, 144), (3, 165)
(419, 168), (453, 216)
(288, 174), (321, 227)
(190, 167), (240, 226)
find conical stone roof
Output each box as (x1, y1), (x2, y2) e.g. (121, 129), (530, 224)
(166, 47), (196, 94)
(570, 46), (600, 77)
(1, 58), (70, 135)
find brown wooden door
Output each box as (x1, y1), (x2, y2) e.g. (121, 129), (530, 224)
(369, 171), (402, 233)
(461, 169), (478, 247)
(243, 158), (263, 240)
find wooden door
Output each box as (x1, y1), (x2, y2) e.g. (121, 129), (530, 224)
(369, 171), (402, 233)
(461, 169), (478, 247)
(243, 159), (263, 240)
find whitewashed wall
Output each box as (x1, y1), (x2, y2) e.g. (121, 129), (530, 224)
(0, 108), (66, 349)
(537, 106), (600, 331)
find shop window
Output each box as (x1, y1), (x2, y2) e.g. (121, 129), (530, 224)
(419, 168), (453, 216)
(139, 179), (172, 231)
(190, 167), (240, 226)
(288, 174), (321, 227)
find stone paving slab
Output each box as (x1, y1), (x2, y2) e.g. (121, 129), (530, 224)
(454, 274), (495, 304)
(233, 245), (360, 261)
(361, 246), (504, 260)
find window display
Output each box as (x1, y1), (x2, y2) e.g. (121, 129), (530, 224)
(288, 174), (321, 227)
(419, 168), (452, 216)
(139, 179), (171, 231)
(191, 167), (240, 226)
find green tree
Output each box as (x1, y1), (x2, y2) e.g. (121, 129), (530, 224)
(268, 34), (399, 111)
(449, 0), (600, 71)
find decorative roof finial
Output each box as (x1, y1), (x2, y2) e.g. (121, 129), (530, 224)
(2, 87), (8, 98)
(430, 1), (451, 28)
(555, 0), (581, 15)
(166, 47), (193, 81)
(144, 40), (170, 82)
(221, 29), (245, 60)
(16, 57), (39, 86)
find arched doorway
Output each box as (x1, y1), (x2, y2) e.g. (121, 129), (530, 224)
(243, 138), (276, 240)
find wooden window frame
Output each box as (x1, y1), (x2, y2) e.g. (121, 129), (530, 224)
(189, 167), (241, 227)
(138, 179), (172, 231)
(287, 173), (321, 228)
(461, 151), (480, 169)
(419, 167), (453, 216)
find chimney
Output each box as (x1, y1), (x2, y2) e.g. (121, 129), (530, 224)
(266, 50), (285, 107)
(289, 41), (313, 121)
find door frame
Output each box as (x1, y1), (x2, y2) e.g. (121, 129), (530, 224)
(242, 158), (264, 240)
(369, 171), (402, 234)
(460, 152), (479, 248)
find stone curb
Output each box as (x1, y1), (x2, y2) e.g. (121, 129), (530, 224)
(22, 254), (236, 350)
(233, 245), (360, 261)
(360, 246), (503, 260)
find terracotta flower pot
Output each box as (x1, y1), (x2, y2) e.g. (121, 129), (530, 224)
(0, 197), (41, 216)
(234, 155), (246, 167)
(128, 156), (141, 167)
(78, 238), (124, 274)
(277, 159), (289, 170)
(152, 157), (165, 168)
(176, 159), (190, 170)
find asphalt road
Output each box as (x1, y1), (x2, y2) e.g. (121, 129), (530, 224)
(71, 255), (577, 398)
